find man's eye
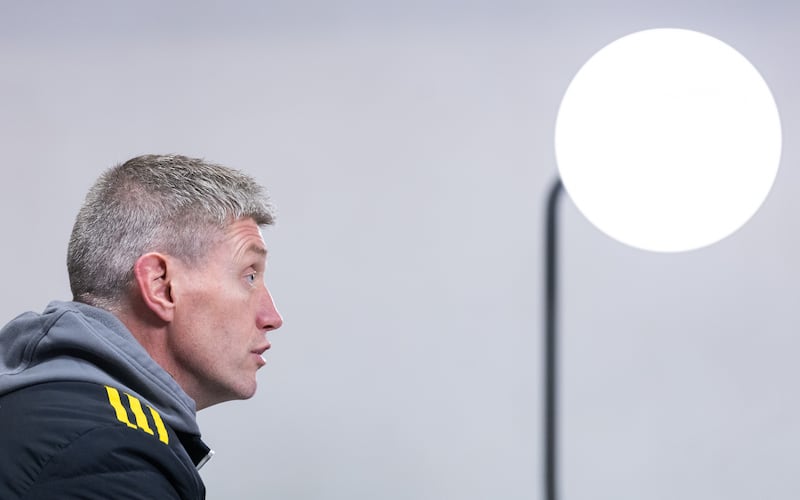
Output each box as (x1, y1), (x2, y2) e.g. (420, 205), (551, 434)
(246, 272), (258, 285)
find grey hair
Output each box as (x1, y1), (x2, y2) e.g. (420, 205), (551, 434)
(67, 154), (275, 309)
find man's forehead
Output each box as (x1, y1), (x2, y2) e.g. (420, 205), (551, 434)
(220, 219), (269, 255)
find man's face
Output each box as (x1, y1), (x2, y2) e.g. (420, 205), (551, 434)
(168, 217), (283, 409)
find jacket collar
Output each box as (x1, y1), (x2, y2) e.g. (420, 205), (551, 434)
(177, 432), (214, 470)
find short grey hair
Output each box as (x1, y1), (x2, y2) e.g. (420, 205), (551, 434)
(67, 154), (275, 309)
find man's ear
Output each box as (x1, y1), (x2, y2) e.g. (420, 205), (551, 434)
(132, 253), (175, 323)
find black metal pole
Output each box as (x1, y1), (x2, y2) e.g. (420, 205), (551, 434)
(544, 178), (564, 500)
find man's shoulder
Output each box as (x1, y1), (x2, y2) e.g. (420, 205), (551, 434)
(0, 380), (184, 460)
(0, 381), (204, 499)
(0, 381), (165, 434)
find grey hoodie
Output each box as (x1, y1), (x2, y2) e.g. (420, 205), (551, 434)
(0, 300), (201, 438)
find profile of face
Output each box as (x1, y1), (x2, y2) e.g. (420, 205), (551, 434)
(166, 217), (283, 409)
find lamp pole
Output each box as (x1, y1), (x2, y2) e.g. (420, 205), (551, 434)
(544, 177), (564, 500)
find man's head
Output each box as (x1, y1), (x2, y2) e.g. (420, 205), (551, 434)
(68, 154), (274, 308)
(68, 154), (283, 409)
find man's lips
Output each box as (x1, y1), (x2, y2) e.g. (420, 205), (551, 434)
(252, 343), (271, 366)
(252, 343), (271, 355)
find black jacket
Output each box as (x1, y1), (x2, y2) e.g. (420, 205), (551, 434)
(0, 381), (210, 499)
(0, 302), (212, 499)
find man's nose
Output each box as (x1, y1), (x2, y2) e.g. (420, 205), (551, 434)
(259, 287), (283, 331)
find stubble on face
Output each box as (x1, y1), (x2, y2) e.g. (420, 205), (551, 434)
(167, 218), (278, 409)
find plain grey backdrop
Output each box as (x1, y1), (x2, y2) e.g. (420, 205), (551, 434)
(2, 1), (799, 498)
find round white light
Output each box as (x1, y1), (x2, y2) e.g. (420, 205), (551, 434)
(554, 28), (782, 252)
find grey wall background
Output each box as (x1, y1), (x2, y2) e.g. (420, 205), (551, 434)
(2, 1), (799, 498)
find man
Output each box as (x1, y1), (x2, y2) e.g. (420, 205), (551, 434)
(0, 154), (283, 499)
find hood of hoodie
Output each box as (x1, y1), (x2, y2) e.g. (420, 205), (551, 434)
(0, 300), (200, 436)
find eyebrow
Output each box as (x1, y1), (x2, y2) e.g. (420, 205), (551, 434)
(246, 244), (268, 257)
